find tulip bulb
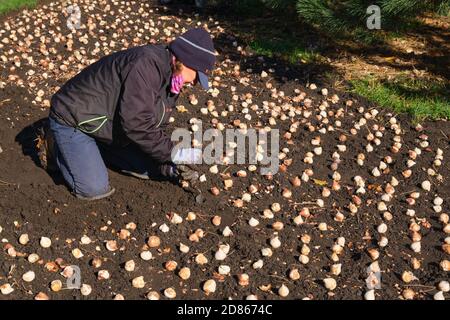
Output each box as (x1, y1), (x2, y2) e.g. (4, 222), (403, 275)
(164, 287), (177, 299)
(323, 278), (337, 291)
(203, 279), (217, 294)
(289, 269), (301, 281)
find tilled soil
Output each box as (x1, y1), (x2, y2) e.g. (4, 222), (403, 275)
(0, 0), (449, 300)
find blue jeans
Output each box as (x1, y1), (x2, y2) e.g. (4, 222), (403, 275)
(49, 117), (112, 198)
(49, 117), (157, 198)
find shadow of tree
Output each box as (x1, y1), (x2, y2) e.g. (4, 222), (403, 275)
(154, 1), (450, 83)
(382, 80), (450, 101)
(153, 1), (339, 88)
(312, 13), (450, 81)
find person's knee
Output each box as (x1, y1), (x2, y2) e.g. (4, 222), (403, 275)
(74, 174), (110, 198)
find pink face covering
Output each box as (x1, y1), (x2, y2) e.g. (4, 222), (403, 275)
(170, 73), (184, 94)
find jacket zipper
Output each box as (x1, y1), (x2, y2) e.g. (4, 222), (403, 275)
(156, 100), (166, 128)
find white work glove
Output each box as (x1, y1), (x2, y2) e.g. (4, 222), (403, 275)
(172, 148), (202, 164)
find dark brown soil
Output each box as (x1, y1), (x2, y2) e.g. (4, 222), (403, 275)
(0, 0), (449, 300)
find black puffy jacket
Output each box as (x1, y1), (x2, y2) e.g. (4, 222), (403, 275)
(49, 44), (178, 163)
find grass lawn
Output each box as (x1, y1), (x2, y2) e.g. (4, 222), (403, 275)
(249, 37), (323, 64)
(351, 77), (450, 121)
(0, 0), (37, 15)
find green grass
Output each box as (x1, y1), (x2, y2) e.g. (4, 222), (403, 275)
(351, 77), (450, 121)
(0, 0), (36, 14)
(219, 0), (323, 64)
(249, 37), (323, 64)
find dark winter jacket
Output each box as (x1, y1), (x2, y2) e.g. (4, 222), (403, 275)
(49, 44), (178, 164)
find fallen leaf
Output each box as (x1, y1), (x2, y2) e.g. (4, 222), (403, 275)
(176, 105), (188, 113)
(313, 179), (328, 186)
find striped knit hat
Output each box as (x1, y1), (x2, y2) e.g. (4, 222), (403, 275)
(169, 28), (216, 90)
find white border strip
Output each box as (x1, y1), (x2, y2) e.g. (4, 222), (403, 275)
(179, 36), (216, 56)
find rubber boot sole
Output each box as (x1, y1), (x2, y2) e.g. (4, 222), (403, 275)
(75, 187), (116, 201)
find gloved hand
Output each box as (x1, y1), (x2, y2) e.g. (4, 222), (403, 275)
(172, 148), (202, 164)
(158, 162), (199, 184)
(159, 163), (178, 179)
(176, 164), (199, 183)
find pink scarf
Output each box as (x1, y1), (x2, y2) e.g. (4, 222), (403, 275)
(170, 55), (184, 94)
(170, 73), (184, 94)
